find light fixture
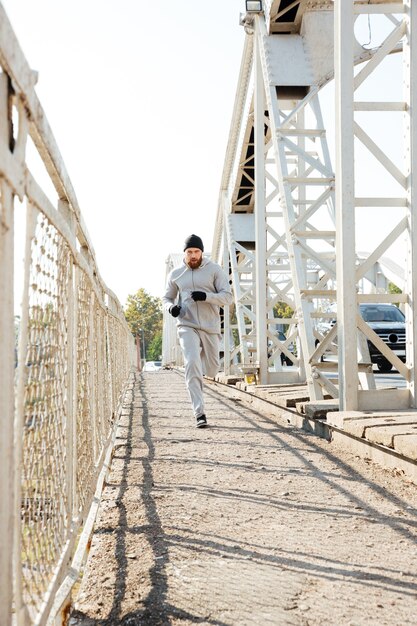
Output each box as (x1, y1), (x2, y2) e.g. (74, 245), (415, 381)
(240, 0), (263, 33)
(245, 0), (263, 12)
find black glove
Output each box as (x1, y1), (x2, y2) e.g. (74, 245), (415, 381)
(191, 291), (207, 302)
(169, 304), (181, 317)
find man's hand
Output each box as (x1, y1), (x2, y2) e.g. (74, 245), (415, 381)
(169, 304), (181, 317)
(191, 291), (207, 302)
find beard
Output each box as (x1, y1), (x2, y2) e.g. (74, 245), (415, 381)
(187, 257), (202, 269)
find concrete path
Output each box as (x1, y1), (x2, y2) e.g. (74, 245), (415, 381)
(70, 370), (417, 626)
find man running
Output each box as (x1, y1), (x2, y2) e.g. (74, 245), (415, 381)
(163, 234), (233, 428)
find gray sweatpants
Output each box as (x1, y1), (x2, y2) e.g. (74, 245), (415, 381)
(178, 326), (220, 418)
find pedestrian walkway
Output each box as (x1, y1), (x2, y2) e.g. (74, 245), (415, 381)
(70, 371), (417, 626)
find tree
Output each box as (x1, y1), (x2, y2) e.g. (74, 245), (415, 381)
(388, 281), (402, 308)
(273, 301), (294, 333)
(124, 288), (162, 360)
(388, 281), (402, 295)
(147, 331), (162, 361)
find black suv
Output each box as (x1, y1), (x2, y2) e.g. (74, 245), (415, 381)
(359, 303), (406, 372)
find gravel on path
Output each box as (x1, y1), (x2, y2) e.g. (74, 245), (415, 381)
(70, 370), (417, 626)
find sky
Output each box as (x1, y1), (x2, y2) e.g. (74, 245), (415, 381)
(4, 2), (406, 310)
(4, 0), (245, 307)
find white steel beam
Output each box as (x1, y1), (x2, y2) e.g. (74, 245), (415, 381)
(222, 193), (231, 376)
(254, 26), (269, 384)
(404, 0), (417, 405)
(335, 1), (361, 410)
(208, 1), (416, 406)
(212, 36), (254, 262)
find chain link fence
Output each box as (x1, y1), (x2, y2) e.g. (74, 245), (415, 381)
(0, 6), (135, 624)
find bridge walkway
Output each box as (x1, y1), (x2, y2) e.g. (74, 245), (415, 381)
(70, 370), (417, 626)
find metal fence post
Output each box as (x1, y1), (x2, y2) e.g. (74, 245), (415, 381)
(0, 69), (15, 626)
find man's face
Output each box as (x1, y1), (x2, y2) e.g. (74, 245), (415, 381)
(185, 248), (203, 269)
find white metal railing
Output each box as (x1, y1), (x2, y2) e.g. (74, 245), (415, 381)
(0, 4), (135, 624)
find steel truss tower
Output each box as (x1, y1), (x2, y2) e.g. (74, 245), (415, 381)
(212, 0), (416, 411)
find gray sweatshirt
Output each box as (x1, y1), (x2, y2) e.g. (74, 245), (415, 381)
(163, 258), (233, 334)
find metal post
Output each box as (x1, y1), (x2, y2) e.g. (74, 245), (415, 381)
(90, 296), (97, 459)
(140, 328), (146, 368)
(222, 195), (231, 376)
(136, 333), (142, 371)
(335, 0), (358, 410)
(13, 201), (38, 624)
(72, 265), (80, 516)
(254, 18), (269, 385)
(58, 199), (77, 523)
(0, 71), (14, 625)
(405, 0), (417, 406)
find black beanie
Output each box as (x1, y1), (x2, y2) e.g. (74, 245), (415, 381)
(184, 234), (204, 252)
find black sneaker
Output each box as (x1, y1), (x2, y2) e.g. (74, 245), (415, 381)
(196, 414), (208, 428)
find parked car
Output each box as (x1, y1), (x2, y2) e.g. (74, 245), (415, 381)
(144, 361), (162, 372)
(359, 303), (405, 372)
(318, 303), (405, 372)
